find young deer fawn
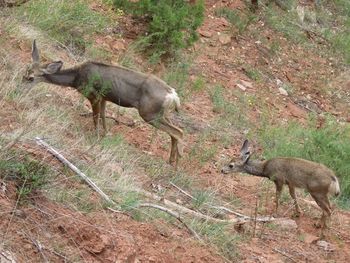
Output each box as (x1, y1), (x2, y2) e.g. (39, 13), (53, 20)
(23, 40), (184, 167)
(221, 140), (340, 230)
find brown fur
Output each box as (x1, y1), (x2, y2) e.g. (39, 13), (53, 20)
(221, 140), (340, 232)
(24, 40), (184, 167)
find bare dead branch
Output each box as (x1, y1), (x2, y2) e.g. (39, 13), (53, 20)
(170, 182), (259, 219)
(272, 248), (297, 263)
(24, 233), (49, 263)
(138, 203), (202, 241)
(35, 137), (115, 205)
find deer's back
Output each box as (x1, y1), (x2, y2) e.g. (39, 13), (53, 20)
(264, 157), (335, 191)
(76, 62), (171, 108)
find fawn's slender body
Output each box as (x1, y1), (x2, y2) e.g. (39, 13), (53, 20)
(24, 40), (184, 166)
(221, 140), (340, 231)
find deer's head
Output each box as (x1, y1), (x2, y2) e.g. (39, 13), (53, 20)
(221, 139), (251, 174)
(23, 40), (64, 84)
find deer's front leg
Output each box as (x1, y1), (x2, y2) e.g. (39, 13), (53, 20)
(90, 99), (101, 138)
(100, 99), (107, 136)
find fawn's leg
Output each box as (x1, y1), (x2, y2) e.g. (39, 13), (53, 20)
(274, 180), (283, 215)
(288, 184), (301, 216)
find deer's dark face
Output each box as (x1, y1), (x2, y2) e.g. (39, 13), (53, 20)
(23, 64), (36, 83)
(23, 39), (63, 85)
(221, 139), (251, 174)
(221, 158), (245, 174)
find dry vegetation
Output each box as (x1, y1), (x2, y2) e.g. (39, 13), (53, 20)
(1, 0), (350, 262)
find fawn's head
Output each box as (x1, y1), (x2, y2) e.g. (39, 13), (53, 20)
(23, 40), (63, 84)
(221, 139), (252, 174)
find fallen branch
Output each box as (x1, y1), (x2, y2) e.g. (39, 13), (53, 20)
(272, 248), (297, 263)
(35, 137), (288, 226)
(24, 233), (49, 263)
(35, 137), (115, 205)
(170, 182), (260, 220)
(138, 203), (202, 241)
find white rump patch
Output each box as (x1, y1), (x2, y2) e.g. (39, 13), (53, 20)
(163, 88), (180, 112)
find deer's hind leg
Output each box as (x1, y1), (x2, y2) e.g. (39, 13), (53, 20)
(149, 117), (184, 167)
(273, 180), (284, 215)
(310, 193), (332, 231)
(288, 184), (302, 217)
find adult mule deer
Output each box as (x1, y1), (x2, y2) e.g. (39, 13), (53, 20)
(23, 40), (184, 167)
(221, 140), (340, 232)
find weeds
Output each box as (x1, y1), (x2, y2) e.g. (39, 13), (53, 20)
(114, 0), (205, 60)
(190, 220), (241, 261)
(0, 155), (49, 203)
(17, 0), (110, 55)
(214, 7), (255, 35)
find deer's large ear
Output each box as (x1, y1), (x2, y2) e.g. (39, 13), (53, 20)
(40, 61), (63, 74)
(240, 139), (251, 163)
(32, 40), (40, 65)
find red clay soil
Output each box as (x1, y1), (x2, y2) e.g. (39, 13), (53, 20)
(1, 0), (350, 262)
(0, 183), (223, 263)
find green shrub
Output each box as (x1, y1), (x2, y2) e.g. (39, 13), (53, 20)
(113, 0), (204, 60)
(258, 115), (350, 207)
(0, 157), (49, 203)
(18, 0), (109, 54)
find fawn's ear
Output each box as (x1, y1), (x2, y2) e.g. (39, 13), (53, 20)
(240, 139), (251, 163)
(32, 39), (40, 65)
(40, 61), (63, 74)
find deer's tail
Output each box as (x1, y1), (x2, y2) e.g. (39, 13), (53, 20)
(329, 176), (340, 197)
(164, 88), (181, 113)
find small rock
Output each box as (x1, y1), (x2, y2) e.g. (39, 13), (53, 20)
(316, 240), (335, 252)
(240, 79), (253, 89)
(236, 83), (246, 91)
(218, 33), (231, 45)
(175, 199), (183, 205)
(278, 87), (288, 96)
(303, 233), (319, 244)
(112, 41), (125, 51)
(198, 29), (213, 38)
(273, 218), (298, 230)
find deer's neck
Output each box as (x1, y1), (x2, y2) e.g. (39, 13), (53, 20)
(243, 160), (268, 178)
(42, 68), (79, 88)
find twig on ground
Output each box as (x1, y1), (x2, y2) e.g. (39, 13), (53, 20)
(138, 203), (202, 241)
(272, 248), (297, 263)
(106, 207), (132, 217)
(170, 182), (260, 220)
(35, 137), (115, 205)
(24, 233), (49, 263)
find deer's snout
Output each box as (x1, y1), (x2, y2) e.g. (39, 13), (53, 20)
(221, 167), (229, 174)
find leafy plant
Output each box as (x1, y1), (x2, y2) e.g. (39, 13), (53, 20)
(114, 0), (205, 60)
(18, 0), (110, 54)
(0, 157), (49, 203)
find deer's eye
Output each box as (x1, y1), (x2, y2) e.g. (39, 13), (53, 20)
(229, 164), (234, 168)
